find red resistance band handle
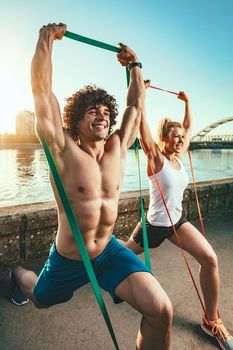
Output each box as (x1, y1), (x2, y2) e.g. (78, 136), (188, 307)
(149, 85), (179, 95)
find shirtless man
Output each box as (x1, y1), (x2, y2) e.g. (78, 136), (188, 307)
(10, 23), (173, 349)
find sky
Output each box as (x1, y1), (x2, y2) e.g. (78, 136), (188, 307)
(1, 0), (233, 136)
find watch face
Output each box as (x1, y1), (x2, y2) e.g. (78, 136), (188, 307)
(129, 62), (142, 70)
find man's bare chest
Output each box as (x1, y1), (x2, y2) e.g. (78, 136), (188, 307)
(61, 153), (122, 197)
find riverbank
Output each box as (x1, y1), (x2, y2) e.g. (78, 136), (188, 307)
(190, 141), (233, 149)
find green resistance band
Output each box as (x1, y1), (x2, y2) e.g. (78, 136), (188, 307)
(64, 30), (121, 53)
(38, 30), (150, 349)
(133, 138), (151, 271)
(126, 68), (151, 270)
(37, 129), (119, 350)
(65, 30), (130, 87)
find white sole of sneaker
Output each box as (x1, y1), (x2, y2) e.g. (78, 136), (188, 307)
(11, 297), (29, 306)
(201, 324), (227, 350)
(201, 323), (214, 337)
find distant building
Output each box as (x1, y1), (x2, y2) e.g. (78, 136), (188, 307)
(16, 111), (35, 137)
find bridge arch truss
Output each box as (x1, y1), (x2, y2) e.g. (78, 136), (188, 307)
(192, 116), (233, 142)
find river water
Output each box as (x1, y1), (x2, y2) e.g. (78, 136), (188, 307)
(0, 147), (233, 207)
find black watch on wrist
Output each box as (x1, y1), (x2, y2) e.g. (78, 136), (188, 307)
(128, 62), (142, 70)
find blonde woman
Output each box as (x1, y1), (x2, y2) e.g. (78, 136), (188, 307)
(125, 84), (233, 350)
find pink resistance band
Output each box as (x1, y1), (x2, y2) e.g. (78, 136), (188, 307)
(149, 83), (206, 237)
(149, 85), (179, 95)
(149, 162), (222, 328)
(147, 85), (220, 324)
(148, 162), (207, 316)
(187, 148), (206, 237)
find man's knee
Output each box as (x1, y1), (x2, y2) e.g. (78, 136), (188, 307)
(31, 290), (51, 309)
(146, 293), (173, 328)
(159, 297), (173, 326)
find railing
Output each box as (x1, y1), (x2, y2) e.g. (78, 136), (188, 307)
(192, 134), (233, 142)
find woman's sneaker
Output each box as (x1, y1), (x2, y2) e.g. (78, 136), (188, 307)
(201, 315), (233, 350)
(9, 267), (29, 306)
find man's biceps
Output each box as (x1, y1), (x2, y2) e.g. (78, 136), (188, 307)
(122, 106), (137, 122)
(35, 106), (53, 124)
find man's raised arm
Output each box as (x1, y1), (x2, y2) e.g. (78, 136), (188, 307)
(117, 44), (145, 154)
(31, 23), (67, 151)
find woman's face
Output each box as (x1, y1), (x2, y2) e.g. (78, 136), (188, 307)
(164, 127), (185, 154)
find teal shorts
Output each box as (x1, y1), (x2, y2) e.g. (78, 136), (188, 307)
(33, 235), (150, 306)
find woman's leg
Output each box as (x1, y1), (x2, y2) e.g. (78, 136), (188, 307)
(168, 222), (219, 320)
(125, 220), (144, 255)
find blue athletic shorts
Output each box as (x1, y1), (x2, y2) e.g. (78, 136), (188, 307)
(33, 235), (150, 306)
(133, 214), (188, 248)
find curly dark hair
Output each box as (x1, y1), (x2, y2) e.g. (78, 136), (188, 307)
(63, 84), (118, 142)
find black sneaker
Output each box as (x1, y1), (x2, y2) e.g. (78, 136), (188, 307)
(9, 267), (29, 306)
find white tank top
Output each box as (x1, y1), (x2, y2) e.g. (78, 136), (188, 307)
(147, 156), (189, 227)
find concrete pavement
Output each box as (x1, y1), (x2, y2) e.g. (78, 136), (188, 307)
(0, 212), (233, 350)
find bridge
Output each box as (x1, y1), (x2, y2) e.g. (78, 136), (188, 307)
(190, 116), (233, 149)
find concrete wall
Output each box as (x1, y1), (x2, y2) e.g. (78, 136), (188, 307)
(1, 178), (233, 270)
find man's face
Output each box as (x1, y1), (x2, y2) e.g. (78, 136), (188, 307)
(77, 104), (110, 141)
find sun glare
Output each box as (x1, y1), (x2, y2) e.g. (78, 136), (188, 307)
(0, 68), (33, 134)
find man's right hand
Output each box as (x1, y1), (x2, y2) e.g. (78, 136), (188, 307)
(32, 22), (67, 153)
(39, 23), (67, 40)
(117, 43), (138, 66)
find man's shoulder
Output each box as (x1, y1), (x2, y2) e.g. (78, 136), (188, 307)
(59, 129), (82, 156)
(105, 130), (121, 149)
(63, 129), (79, 145)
